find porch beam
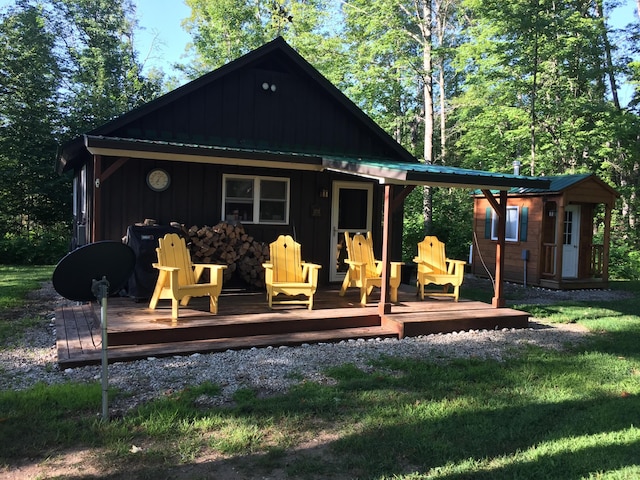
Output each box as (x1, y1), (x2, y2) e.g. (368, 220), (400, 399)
(378, 184), (392, 316)
(391, 185), (416, 213)
(492, 190), (507, 308)
(480, 189), (507, 307)
(98, 157), (129, 183)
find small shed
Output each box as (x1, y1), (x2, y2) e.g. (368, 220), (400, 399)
(472, 174), (619, 289)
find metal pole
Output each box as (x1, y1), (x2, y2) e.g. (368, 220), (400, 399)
(92, 277), (110, 422)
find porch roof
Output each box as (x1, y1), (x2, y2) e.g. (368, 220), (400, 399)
(80, 135), (551, 191)
(321, 156), (551, 190)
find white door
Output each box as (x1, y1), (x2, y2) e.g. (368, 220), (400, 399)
(562, 205), (581, 278)
(329, 182), (373, 282)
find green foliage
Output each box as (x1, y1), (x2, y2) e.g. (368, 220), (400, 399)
(0, 265), (54, 312)
(402, 186), (473, 262)
(0, 382), (103, 459)
(0, 3), (70, 236)
(0, 225), (70, 265)
(183, 0), (335, 77)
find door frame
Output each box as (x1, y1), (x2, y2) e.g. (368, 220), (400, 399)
(329, 181), (373, 282)
(562, 204), (581, 278)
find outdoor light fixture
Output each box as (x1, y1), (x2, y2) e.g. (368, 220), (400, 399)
(261, 82), (277, 92)
(319, 188), (329, 198)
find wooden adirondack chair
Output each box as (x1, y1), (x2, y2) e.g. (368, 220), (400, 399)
(339, 231), (403, 305)
(262, 235), (321, 310)
(149, 233), (226, 319)
(413, 236), (466, 301)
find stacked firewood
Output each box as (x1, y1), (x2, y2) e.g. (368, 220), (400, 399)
(180, 222), (269, 289)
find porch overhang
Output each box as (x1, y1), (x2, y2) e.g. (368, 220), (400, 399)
(69, 135), (327, 173)
(322, 156), (551, 190)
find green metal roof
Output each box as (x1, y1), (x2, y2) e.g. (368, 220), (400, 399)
(81, 135), (552, 191)
(507, 174), (591, 194)
(322, 156), (551, 190)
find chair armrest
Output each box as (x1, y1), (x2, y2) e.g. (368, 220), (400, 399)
(344, 260), (366, 267)
(153, 264), (180, 272)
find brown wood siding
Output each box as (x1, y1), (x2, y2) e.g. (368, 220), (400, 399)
(472, 196), (543, 285)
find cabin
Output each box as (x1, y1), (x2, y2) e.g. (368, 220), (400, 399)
(471, 174), (619, 290)
(57, 37), (550, 303)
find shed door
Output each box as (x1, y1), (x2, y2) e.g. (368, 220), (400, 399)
(329, 182), (373, 282)
(562, 205), (581, 278)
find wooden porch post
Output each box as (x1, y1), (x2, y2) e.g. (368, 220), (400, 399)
(378, 184), (392, 316)
(492, 190), (507, 308)
(555, 203), (565, 284)
(481, 189), (507, 308)
(603, 203), (612, 283)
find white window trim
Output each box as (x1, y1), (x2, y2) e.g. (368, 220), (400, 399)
(222, 174), (290, 225)
(491, 206), (520, 242)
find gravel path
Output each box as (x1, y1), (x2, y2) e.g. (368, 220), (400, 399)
(2, 279), (623, 415)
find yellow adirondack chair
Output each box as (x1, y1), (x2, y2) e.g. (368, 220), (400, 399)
(262, 235), (321, 310)
(339, 231), (403, 305)
(413, 236), (465, 301)
(149, 233), (226, 319)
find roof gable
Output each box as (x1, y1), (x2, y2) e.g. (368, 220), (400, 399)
(59, 37), (415, 173)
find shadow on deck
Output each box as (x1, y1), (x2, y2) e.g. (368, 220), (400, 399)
(55, 285), (530, 368)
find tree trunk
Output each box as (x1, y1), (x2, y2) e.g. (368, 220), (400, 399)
(422, 0), (434, 234)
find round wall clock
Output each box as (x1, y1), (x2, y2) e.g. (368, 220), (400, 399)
(146, 168), (170, 192)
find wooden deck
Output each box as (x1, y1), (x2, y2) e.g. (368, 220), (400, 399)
(55, 285), (530, 368)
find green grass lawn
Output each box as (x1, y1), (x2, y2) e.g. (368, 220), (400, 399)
(1, 267), (640, 479)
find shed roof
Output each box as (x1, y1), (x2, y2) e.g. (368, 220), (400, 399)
(475, 173), (618, 196)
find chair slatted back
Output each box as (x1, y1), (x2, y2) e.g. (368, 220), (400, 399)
(417, 236), (448, 275)
(157, 233), (196, 285)
(269, 235), (304, 283)
(350, 233), (379, 277)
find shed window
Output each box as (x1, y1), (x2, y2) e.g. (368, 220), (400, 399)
(491, 206), (520, 242)
(222, 175), (289, 224)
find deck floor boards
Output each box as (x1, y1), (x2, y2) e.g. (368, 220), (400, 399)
(55, 285), (530, 367)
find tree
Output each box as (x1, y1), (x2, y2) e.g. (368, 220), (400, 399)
(182, 0), (335, 78)
(0, 1), (68, 236)
(50, 0), (162, 137)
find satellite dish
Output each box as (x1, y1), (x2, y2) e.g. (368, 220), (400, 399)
(53, 241), (136, 301)
(52, 241), (135, 421)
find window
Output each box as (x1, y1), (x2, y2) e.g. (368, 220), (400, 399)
(222, 175), (289, 224)
(491, 206), (520, 242)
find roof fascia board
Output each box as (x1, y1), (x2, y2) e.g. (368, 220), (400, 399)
(84, 136), (324, 172)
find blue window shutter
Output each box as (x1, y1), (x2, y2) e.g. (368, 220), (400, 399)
(520, 207), (529, 242)
(484, 207), (492, 239)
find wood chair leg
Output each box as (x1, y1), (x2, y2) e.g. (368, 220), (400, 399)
(339, 271), (351, 297)
(171, 298), (179, 319)
(149, 270), (168, 310)
(360, 286), (368, 305)
(209, 295), (219, 314)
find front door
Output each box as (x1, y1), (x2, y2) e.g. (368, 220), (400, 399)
(329, 182), (373, 282)
(562, 205), (581, 278)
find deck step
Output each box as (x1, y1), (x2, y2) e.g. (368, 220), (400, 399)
(385, 308), (529, 337)
(59, 326), (399, 368)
